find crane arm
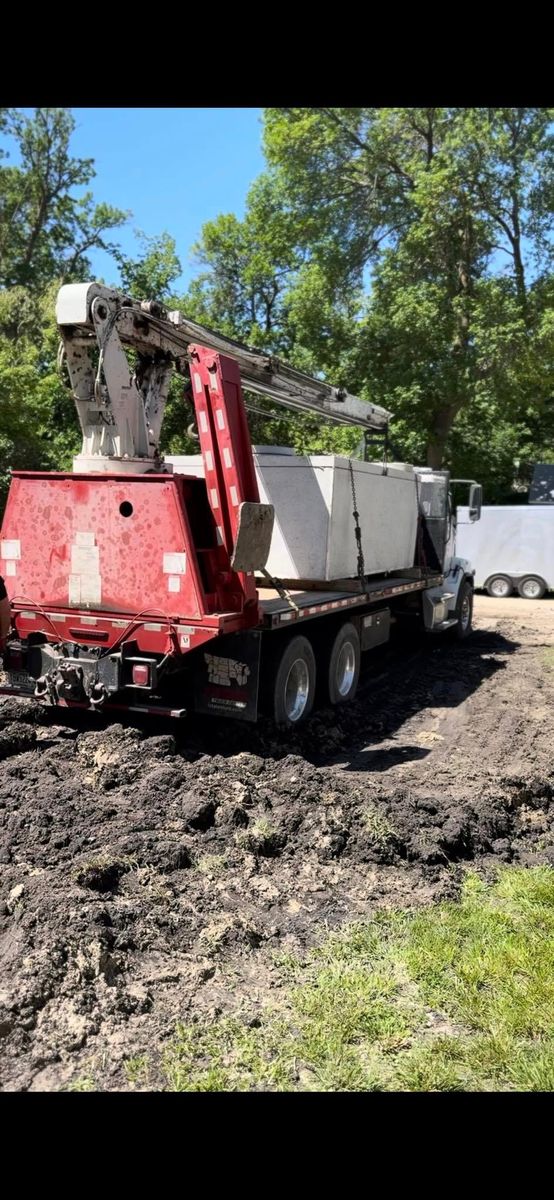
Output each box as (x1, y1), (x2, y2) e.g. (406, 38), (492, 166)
(165, 309), (390, 431)
(56, 282), (391, 474)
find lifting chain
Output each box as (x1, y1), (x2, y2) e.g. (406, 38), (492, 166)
(348, 460), (366, 590)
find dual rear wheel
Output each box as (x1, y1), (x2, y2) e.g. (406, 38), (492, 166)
(271, 622), (361, 727)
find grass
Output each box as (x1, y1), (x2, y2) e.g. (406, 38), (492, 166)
(362, 802), (398, 850)
(236, 817), (282, 855)
(163, 867), (554, 1092)
(124, 1055), (150, 1087)
(73, 852), (138, 892)
(197, 854), (228, 875)
(65, 1074), (96, 1092)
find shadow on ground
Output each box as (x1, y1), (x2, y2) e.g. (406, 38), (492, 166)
(24, 627), (520, 774)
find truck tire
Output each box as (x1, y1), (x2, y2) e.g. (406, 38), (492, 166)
(486, 575), (513, 599)
(272, 635), (316, 726)
(327, 622), (361, 705)
(452, 579), (473, 640)
(518, 576), (546, 600)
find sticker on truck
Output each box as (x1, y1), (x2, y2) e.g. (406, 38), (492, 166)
(194, 631), (261, 722)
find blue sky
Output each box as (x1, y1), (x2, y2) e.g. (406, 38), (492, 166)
(70, 108), (265, 290)
(7, 108), (265, 292)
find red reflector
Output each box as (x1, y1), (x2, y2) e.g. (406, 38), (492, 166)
(132, 664), (150, 686)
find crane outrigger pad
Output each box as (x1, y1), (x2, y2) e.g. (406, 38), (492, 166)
(230, 502), (275, 574)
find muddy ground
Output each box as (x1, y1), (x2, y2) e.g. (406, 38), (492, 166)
(1, 595), (553, 1091)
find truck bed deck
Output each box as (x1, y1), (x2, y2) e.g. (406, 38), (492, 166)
(258, 574), (443, 628)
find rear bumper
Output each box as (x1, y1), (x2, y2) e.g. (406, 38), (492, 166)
(1, 638), (167, 712)
(0, 679), (186, 719)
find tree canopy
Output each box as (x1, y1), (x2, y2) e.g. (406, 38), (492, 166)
(0, 106), (552, 507)
(188, 108), (554, 495)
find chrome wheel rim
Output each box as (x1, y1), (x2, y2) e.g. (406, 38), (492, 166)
(522, 578), (541, 599)
(284, 658), (310, 721)
(490, 578), (510, 597)
(336, 641), (356, 697)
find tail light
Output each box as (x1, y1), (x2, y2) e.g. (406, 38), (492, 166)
(132, 663), (150, 687)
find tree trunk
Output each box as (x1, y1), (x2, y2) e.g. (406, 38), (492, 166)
(426, 403), (459, 468)
(510, 191), (527, 317)
(427, 212), (473, 467)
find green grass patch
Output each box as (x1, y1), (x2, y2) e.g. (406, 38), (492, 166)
(124, 1054), (150, 1087)
(65, 1074), (96, 1092)
(163, 867), (554, 1092)
(362, 802), (398, 850)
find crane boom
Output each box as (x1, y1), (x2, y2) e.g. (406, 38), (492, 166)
(165, 309), (390, 431)
(56, 282), (390, 474)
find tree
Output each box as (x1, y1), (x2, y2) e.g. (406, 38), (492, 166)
(0, 109), (128, 291)
(182, 174), (368, 455)
(2, 107), (552, 509)
(0, 283), (78, 507)
(116, 231), (181, 299)
(183, 174), (301, 349)
(261, 108), (554, 481)
(0, 108), (130, 507)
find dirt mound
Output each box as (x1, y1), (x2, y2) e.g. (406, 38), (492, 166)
(1, 608), (553, 1091)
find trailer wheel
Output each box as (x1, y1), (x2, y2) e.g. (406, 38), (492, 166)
(327, 622), (361, 705)
(452, 579), (474, 640)
(486, 575), (513, 599)
(518, 576), (546, 600)
(272, 635), (316, 726)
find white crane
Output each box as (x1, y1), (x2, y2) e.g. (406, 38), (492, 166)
(56, 281), (391, 475)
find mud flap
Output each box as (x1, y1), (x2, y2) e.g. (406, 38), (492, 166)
(194, 631), (261, 721)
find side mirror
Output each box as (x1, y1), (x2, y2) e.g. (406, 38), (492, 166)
(469, 483), (482, 523)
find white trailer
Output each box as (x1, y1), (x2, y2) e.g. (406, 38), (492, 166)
(456, 504), (554, 599)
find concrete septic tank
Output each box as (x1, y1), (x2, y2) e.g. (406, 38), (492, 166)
(166, 448), (419, 583)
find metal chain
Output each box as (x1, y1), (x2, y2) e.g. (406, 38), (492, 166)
(348, 460), (366, 589)
(260, 568), (300, 613)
